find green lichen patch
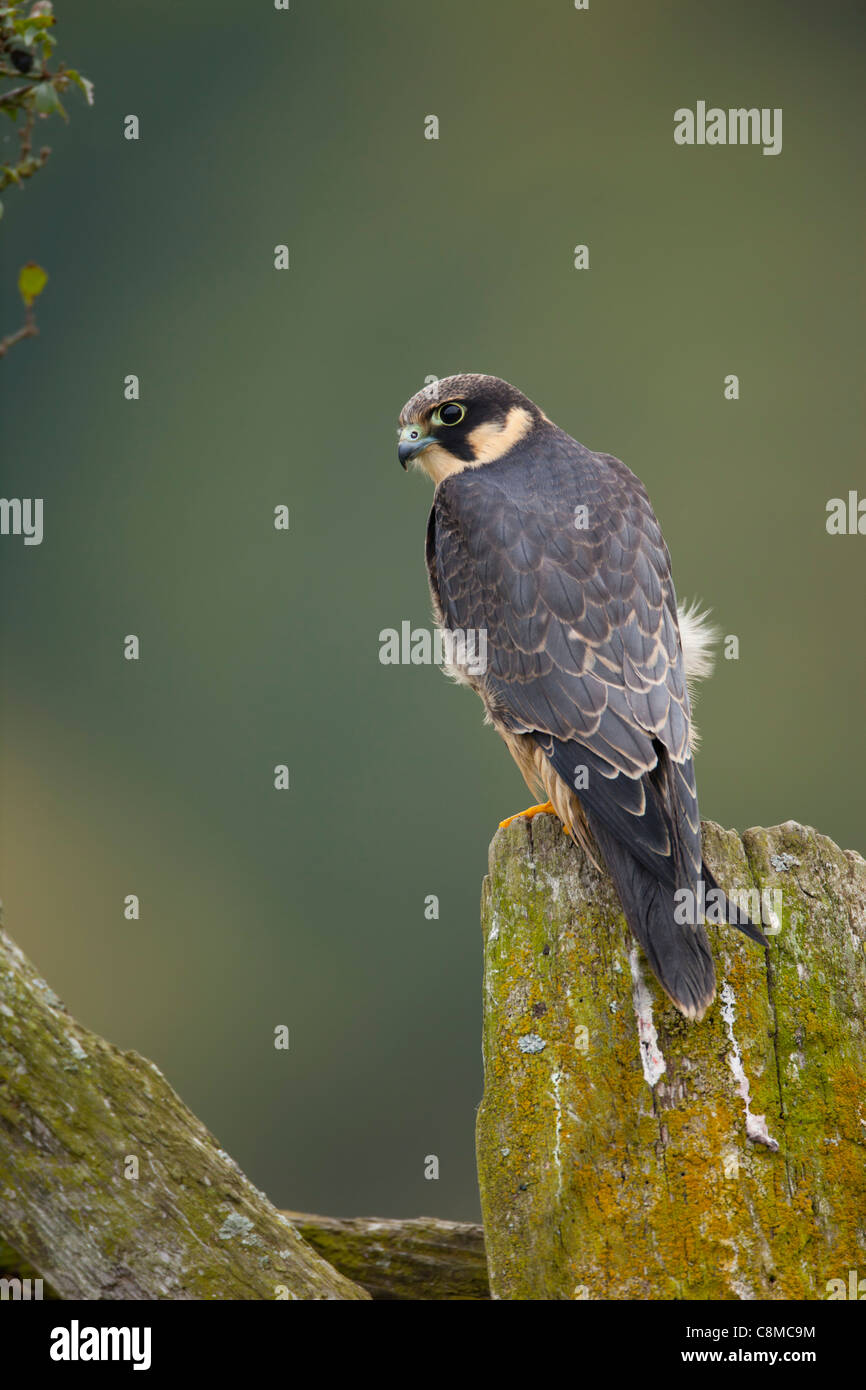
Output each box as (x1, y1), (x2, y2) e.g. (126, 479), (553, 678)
(0, 925), (369, 1300)
(477, 816), (866, 1300)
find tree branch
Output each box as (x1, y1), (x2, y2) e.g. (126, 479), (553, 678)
(0, 306), (38, 357)
(284, 1212), (488, 1300)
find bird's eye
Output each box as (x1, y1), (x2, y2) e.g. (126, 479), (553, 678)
(436, 402), (466, 427)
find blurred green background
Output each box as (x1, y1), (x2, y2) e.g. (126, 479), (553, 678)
(0, 0), (863, 1222)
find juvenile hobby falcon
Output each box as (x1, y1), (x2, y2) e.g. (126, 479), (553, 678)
(398, 373), (765, 1020)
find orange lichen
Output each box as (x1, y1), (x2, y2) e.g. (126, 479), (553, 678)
(477, 815), (866, 1299)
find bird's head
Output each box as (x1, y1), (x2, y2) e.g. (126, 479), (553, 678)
(397, 374), (545, 484)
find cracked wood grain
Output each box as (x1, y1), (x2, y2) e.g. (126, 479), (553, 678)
(477, 814), (866, 1299)
(0, 925), (369, 1301)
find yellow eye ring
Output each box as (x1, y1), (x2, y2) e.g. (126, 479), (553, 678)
(434, 401), (466, 427)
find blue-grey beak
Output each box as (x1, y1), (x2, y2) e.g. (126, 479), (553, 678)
(398, 424), (435, 469)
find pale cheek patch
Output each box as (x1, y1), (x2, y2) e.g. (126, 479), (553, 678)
(468, 406), (533, 463)
(417, 406), (534, 484)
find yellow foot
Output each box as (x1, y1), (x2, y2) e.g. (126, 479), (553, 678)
(498, 801), (556, 830)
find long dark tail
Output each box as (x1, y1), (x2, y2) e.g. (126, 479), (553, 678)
(587, 815), (716, 1020)
(585, 817), (768, 1019)
(702, 863), (768, 946)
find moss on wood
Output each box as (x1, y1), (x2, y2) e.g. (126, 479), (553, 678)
(283, 1212), (488, 1300)
(476, 816), (866, 1300)
(0, 925), (368, 1300)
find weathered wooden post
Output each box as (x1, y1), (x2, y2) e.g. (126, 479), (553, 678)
(476, 815), (866, 1299)
(0, 924), (369, 1300)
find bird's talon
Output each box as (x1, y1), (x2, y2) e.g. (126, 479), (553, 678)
(498, 801), (556, 829)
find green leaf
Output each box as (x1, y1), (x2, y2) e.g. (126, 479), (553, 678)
(31, 80), (66, 119)
(18, 261), (47, 307)
(12, 14), (54, 35)
(65, 68), (95, 106)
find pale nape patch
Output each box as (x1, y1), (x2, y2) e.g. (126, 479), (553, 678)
(416, 406), (533, 484)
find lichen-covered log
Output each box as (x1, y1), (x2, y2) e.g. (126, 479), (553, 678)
(1, 1215), (489, 1302)
(0, 1234), (60, 1297)
(0, 925), (368, 1300)
(283, 1212), (489, 1300)
(477, 816), (866, 1300)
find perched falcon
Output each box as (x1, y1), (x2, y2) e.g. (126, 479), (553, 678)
(398, 373), (765, 1020)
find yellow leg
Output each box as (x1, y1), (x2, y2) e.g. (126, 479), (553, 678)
(498, 800), (556, 829)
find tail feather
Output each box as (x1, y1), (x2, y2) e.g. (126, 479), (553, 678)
(588, 814), (716, 1020)
(702, 863), (769, 947)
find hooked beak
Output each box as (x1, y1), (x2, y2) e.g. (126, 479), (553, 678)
(398, 424), (436, 469)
